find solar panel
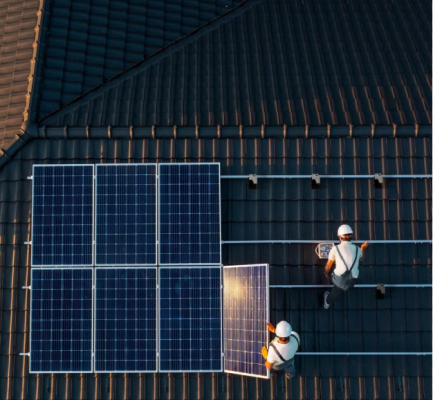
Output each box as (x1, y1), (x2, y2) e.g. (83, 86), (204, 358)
(158, 163), (221, 265)
(32, 165), (94, 266)
(223, 264), (270, 378)
(159, 267), (222, 372)
(94, 268), (157, 372)
(30, 268), (93, 373)
(95, 164), (157, 265)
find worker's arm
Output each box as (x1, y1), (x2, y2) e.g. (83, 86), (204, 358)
(359, 241), (369, 261)
(265, 360), (274, 370)
(324, 260), (334, 278)
(261, 347), (275, 370)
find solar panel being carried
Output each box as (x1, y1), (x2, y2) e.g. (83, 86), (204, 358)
(30, 269), (93, 373)
(94, 268), (157, 372)
(95, 164), (157, 265)
(158, 163), (221, 265)
(223, 264), (270, 378)
(159, 267), (222, 372)
(32, 165), (94, 266)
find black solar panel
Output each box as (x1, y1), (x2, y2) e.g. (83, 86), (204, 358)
(94, 268), (157, 372)
(30, 269), (93, 373)
(158, 163), (221, 265)
(95, 164), (157, 265)
(32, 165), (94, 266)
(223, 264), (270, 378)
(159, 267), (222, 372)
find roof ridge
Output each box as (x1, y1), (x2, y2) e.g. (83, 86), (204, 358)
(20, 0), (49, 137)
(39, 0), (265, 126)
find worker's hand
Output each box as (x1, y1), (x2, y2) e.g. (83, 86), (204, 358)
(325, 272), (330, 279)
(361, 241), (369, 250)
(261, 346), (268, 360)
(266, 323), (276, 333)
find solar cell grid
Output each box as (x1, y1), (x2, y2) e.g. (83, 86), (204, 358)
(158, 163), (221, 265)
(223, 264), (270, 378)
(95, 164), (157, 265)
(94, 268), (157, 372)
(30, 269), (93, 373)
(31, 165), (94, 266)
(159, 267), (222, 372)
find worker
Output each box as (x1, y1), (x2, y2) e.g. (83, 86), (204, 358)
(261, 321), (300, 379)
(323, 224), (369, 309)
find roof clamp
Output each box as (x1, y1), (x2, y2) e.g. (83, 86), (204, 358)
(373, 173), (383, 189)
(248, 174), (258, 190)
(376, 284), (385, 299)
(311, 174), (320, 189)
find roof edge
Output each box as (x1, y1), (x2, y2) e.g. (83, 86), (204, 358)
(21, 0), (51, 131)
(39, 0), (264, 126)
(0, 123), (430, 173)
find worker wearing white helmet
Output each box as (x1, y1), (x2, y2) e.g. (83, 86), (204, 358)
(323, 224), (369, 309)
(261, 321), (300, 379)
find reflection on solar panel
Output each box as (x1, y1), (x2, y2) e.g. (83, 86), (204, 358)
(95, 268), (157, 372)
(158, 163), (221, 265)
(30, 269), (93, 373)
(223, 264), (270, 378)
(159, 267), (222, 372)
(32, 165), (94, 266)
(95, 164), (157, 265)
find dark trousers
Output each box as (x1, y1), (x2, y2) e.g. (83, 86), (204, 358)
(326, 285), (345, 305)
(327, 279), (358, 305)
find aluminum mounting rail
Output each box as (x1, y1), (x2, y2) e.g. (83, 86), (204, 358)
(222, 240), (432, 244)
(220, 174), (432, 179)
(296, 352), (432, 356)
(270, 284), (432, 288)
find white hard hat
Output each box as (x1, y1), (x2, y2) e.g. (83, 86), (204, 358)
(337, 224), (353, 237)
(275, 321), (292, 338)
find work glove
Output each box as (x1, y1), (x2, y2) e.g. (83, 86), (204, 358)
(261, 346), (268, 359)
(266, 322), (276, 333)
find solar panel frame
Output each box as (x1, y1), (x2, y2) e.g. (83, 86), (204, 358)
(158, 163), (222, 266)
(94, 267), (158, 373)
(95, 164), (157, 266)
(29, 268), (94, 374)
(223, 264), (270, 379)
(158, 266), (223, 373)
(31, 164), (95, 267)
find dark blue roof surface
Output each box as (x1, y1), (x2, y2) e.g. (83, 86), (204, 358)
(0, 136), (431, 398)
(40, 0), (432, 127)
(36, 0), (244, 120)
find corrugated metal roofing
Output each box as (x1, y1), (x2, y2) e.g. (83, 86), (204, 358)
(35, 0), (244, 120)
(0, 137), (431, 399)
(40, 0), (432, 128)
(0, 0), (39, 148)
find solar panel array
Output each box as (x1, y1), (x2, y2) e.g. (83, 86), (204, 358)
(223, 264), (270, 378)
(30, 269), (93, 373)
(32, 165), (94, 266)
(95, 268), (157, 372)
(159, 163), (221, 265)
(95, 164), (157, 265)
(29, 163), (260, 376)
(159, 267), (222, 372)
